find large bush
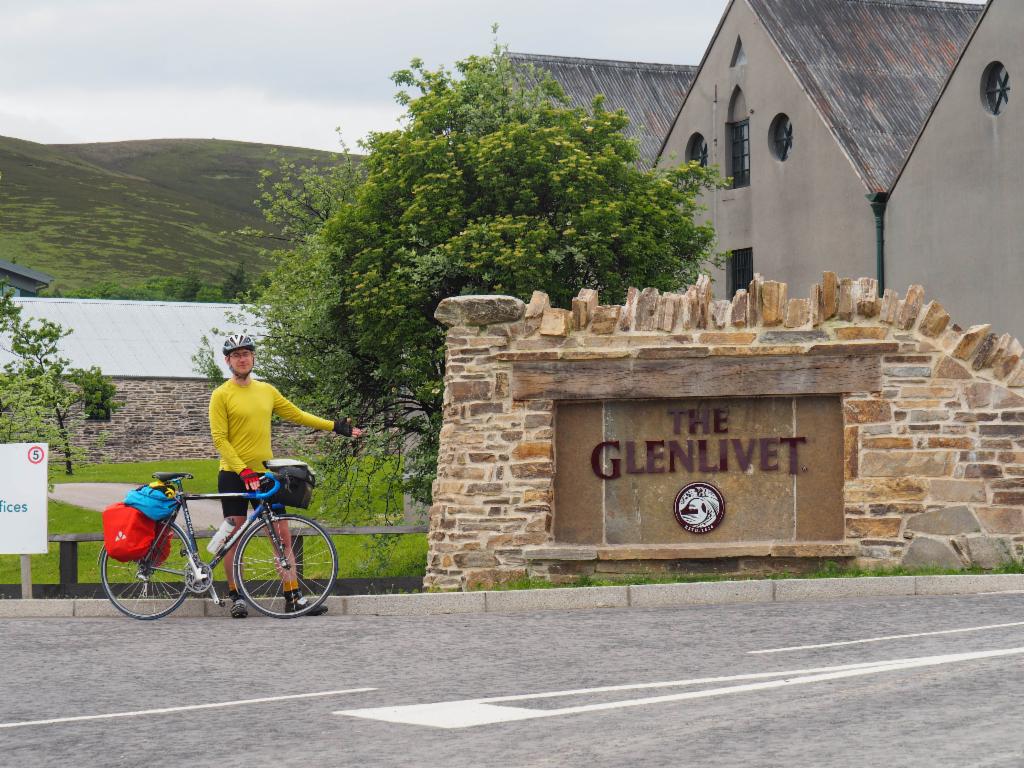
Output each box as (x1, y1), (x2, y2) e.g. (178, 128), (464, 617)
(253, 44), (724, 510)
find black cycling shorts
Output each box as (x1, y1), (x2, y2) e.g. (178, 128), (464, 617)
(218, 470), (259, 519)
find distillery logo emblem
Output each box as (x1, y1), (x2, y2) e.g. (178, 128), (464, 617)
(674, 482), (725, 534)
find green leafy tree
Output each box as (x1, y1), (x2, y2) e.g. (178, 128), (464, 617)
(0, 371), (65, 485)
(191, 332), (227, 391)
(0, 371), (59, 443)
(72, 366), (121, 420)
(242, 145), (365, 246)
(176, 268), (204, 302)
(220, 263), (251, 302)
(253, 42), (724, 509)
(0, 291), (121, 473)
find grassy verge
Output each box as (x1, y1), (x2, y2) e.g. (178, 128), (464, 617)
(478, 560), (1024, 591)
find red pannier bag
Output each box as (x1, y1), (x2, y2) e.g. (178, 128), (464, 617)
(103, 502), (158, 562)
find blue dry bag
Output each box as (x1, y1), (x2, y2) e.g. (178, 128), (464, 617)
(124, 482), (180, 521)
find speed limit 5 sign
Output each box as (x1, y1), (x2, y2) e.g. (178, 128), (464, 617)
(0, 443), (49, 554)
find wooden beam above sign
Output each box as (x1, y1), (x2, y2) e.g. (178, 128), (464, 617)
(511, 354), (882, 400)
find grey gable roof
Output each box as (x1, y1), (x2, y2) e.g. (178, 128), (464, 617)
(509, 52), (697, 167)
(747, 0), (984, 191)
(0, 258), (54, 287)
(889, 0), (995, 193)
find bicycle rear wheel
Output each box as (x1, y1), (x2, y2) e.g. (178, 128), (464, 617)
(100, 520), (190, 620)
(233, 513), (338, 618)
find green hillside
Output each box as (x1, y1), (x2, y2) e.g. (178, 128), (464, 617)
(0, 136), (341, 292)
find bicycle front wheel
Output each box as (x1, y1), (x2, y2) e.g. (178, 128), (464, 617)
(233, 513), (338, 618)
(100, 520), (191, 620)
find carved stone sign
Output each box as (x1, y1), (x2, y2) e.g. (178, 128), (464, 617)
(554, 397), (844, 545)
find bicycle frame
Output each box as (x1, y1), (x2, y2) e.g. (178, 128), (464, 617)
(151, 473), (285, 605)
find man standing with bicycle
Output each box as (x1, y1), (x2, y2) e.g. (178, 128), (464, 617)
(210, 333), (363, 618)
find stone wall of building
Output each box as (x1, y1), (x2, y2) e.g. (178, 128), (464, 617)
(427, 273), (1024, 590)
(67, 377), (317, 465)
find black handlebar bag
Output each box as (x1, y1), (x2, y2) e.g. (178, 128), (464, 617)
(269, 464), (316, 509)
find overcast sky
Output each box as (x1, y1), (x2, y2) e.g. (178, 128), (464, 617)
(0, 0), (981, 152)
(0, 0), (731, 150)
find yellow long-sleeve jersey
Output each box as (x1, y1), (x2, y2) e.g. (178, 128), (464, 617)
(208, 379), (333, 474)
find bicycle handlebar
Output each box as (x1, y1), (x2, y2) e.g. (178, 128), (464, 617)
(174, 472), (282, 502)
(246, 473), (281, 500)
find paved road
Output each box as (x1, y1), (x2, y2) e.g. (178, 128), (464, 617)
(3, 593), (1024, 767)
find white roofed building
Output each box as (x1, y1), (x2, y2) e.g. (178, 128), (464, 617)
(2, 297), (256, 378)
(1, 298), (266, 463)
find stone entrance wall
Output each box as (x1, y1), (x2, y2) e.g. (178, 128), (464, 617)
(427, 274), (1024, 591)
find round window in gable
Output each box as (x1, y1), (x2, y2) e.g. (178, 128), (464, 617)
(686, 133), (708, 167)
(769, 114), (793, 161)
(982, 62), (1010, 115)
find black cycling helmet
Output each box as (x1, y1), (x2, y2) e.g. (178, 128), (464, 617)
(223, 333), (255, 355)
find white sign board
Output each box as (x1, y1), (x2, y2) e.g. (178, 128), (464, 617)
(0, 443), (48, 554)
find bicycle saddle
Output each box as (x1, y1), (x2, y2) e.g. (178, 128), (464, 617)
(152, 472), (194, 481)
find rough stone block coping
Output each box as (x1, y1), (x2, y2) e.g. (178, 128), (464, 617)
(3, 574), (1023, 618)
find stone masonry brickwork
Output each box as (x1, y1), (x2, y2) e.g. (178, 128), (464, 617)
(67, 377), (314, 465)
(427, 273), (1024, 591)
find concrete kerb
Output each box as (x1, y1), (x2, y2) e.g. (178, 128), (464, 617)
(629, 580), (772, 607)
(2, 574), (1023, 618)
(913, 573), (1024, 595)
(772, 576), (917, 602)
(346, 591), (486, 616)
(484, 586), (628, 613)
(73, 598), (206, 618)
(0, 599), (74, 618)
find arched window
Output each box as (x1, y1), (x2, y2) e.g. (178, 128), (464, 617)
(770, 114), (793, 161)
(728, 88), (750, 187)
(687, 133), (708, 167)
(982, 62), (1010, 115)
(728, 87), (748, 122)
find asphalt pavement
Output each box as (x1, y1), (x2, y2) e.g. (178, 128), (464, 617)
(3, 592), (1024, 767)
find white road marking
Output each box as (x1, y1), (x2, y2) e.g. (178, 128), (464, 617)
(749, 621), (1024, 654)
(0, 688), (376, 730)
(336, 647), (1024, 729)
